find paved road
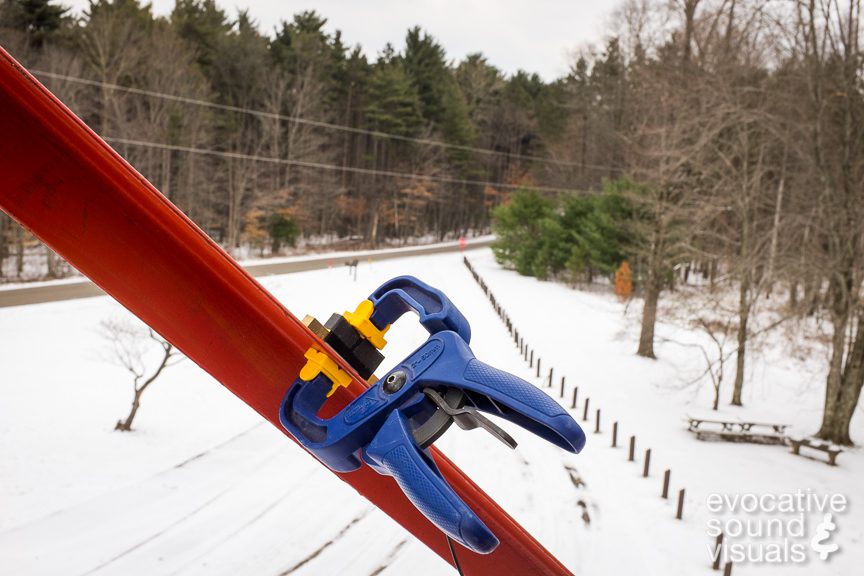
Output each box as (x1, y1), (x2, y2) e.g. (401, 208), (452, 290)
(0, 238), (493, 308)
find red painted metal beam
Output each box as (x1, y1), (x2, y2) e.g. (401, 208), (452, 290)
(0, 46), (571, 576)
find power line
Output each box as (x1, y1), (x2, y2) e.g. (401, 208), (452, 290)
(104, 136), (587, 195)
(34, 69), (624, 173)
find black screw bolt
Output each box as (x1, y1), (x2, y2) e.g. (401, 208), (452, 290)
(383, 370), (407, 394)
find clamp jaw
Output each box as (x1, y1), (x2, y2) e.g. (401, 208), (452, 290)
(279, 276), (586, 554)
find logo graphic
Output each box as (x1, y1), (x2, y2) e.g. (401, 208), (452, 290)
(705, 490), (847, 565)
(810, 513), (840, 560)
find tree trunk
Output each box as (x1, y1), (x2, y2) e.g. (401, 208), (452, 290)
(818, 314), (864, 445)
(837, 317), (864, 438)
(46, 245), (58, 279)
(710, 329), (727, 411)
(681, 0), (699, 68)
(638, 228), (664, 359)
(803, 273), (820, 315)
(818, 311), (847, 439)
(731, 275), (749, 406)
(226, 159), (250, 250)
(0, 214), (8, 266)
(368, 200), (380, 248)
(637, 275), (660, 359)
(765, 173), (784, 297)
(115, 389), (143, 432)
(709, 259), (717, 291)
(15, 224), (24, 277)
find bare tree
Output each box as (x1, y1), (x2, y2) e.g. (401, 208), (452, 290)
(699, 94), (782, 406)
(790, 0), (864, 445)
(662, 312), (736, 411)
(77, 0), (149, 136)
(693, 317), (735, 411)
(626, 65), (719, 358)
(100, 318), (181, 432)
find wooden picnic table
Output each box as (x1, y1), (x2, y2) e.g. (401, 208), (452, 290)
(687, 417), (789, 434)
(686, 416), (789, 445)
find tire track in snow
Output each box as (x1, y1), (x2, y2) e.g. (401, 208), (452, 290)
(172, 422), (266, 469)
(162, 468), (320, 576)
(275, 510), (372, 575)
(366, 540), (408, 576)
(0, 422), (267, 537)
(78, 443), (286, 576)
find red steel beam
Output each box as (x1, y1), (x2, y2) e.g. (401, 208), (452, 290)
(0, 46), (572, 576)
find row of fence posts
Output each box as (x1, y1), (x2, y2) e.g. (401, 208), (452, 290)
(462, 256), (732, 574)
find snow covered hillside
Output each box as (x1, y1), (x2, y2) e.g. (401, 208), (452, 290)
(0, 247), (860, 575)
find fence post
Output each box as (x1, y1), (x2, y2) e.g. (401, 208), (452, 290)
(571, 387), (578, 409)
(594, 409), (601, 433)
(662, 469), (671, 499)
(643, 449), (651, 477)
(712, 533), (724, 570)
(612, 422), (618, 447)
(559, 376), (565, 398)
(582, 397), (590, 422)
(676, 489), (685, 519)
(628, 436), (636, 461)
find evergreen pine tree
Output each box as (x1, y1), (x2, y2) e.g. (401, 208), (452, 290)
(10, 0), (68, 47)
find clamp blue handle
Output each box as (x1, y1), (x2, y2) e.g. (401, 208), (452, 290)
(363, 410), (499, 553)
(368, 276), (471, 343)
(279, 276), (586, 554)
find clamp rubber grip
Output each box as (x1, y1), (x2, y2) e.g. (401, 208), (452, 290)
(363, 410), (499, 554)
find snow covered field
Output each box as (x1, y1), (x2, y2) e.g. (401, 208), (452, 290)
(0, 247), (860, 575)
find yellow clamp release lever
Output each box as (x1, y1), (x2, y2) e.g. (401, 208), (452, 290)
(299, 347), (353, 397)
(343, 299), (390, 350)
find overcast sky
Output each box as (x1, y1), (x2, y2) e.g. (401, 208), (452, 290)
(64, 0), (625, 81)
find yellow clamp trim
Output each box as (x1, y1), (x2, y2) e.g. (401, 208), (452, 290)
(299, 347), (353, 397)
(343, 299), (389, 350)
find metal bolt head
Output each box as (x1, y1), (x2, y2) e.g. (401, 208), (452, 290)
(383, 370), (407, 394)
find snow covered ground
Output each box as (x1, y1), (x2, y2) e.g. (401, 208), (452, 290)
(0, 247), (860, 575)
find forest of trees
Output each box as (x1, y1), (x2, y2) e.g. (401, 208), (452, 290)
(0, 0), (862, 445)
(491, 0), (863, 446)
(0, 0), (584, 262)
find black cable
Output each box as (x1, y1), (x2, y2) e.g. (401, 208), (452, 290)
(100, 136), (586, 195)
(446, 535), (466, 576)
(33, 69), (626, 172)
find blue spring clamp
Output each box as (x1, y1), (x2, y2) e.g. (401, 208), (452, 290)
(279, 276), (586, 554)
